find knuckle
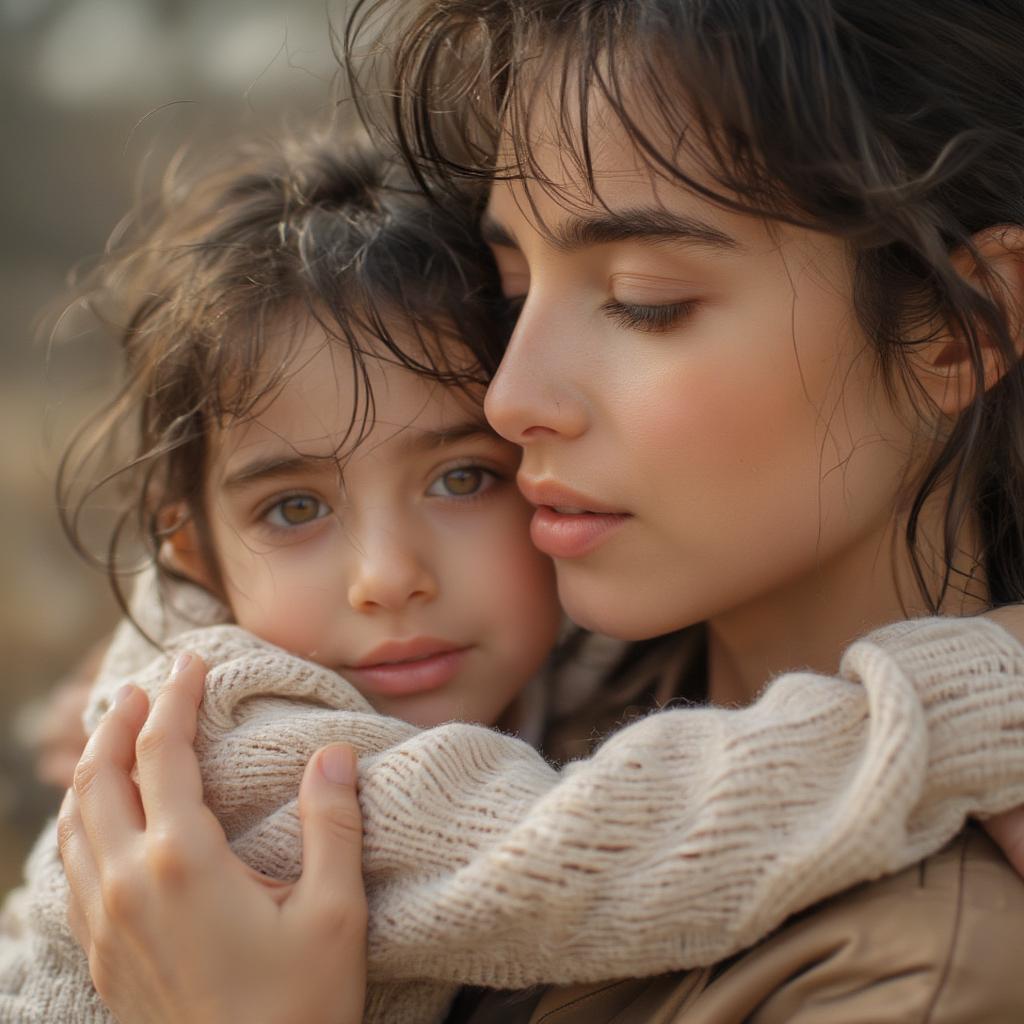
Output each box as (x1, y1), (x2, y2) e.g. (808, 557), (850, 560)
(144, 832), (191, 884)
(319, 804), (364, 844)
(101, 869), (142, 922)
(72, 755), (100, 799)
(315, 893), (368, 940)
(55, 813), (77, 859)
(135, 721), (171, 761)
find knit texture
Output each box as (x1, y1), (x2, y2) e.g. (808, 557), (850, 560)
(3, 580), (1024, 1023)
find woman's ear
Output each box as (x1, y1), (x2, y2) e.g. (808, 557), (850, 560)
(916, 226), (1024, 417)
(157, 504), (218, 593)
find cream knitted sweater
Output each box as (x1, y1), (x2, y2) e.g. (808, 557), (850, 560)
(3, 584), (1024, 1023)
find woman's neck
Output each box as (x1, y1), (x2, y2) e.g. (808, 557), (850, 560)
(706, 506), (987, 707)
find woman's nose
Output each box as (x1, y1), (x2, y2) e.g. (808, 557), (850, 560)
(484, 298), (588, 445)
(346, 526), (438, 613)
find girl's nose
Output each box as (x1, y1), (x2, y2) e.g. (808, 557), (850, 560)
(484, 298), (589, 445)
(346, 527), (438, 613)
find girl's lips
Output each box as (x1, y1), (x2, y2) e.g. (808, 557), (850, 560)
(341, 645), (471, 697)
(530, 506), (630, 559)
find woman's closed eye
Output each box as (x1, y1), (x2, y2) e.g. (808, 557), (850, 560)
(601, 298), (699, 334)
(262, 494), (332, 531)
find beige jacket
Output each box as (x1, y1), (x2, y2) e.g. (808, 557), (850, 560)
(454, 825), (1024, 1023)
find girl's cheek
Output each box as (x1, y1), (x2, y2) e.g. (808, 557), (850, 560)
(217, 542), (342, 657)
(476, 511), (559, 615)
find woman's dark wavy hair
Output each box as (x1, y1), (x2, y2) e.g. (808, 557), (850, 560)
(58, 127), (508, 630)
(347, 0), (1024, 613)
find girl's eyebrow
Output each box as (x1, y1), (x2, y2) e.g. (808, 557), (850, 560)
(221, 453), (340, 493)
(481, 207), (739, 254)
(391, 421), (500, 456)
(221, 423), (498, 491)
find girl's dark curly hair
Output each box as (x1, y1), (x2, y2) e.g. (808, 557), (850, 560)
(58, 126), (510, 629)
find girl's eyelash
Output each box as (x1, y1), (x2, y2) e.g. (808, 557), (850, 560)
(601, 299), (698, 333)
(258, 493), (331, 532)
(427, 461), (504, 501)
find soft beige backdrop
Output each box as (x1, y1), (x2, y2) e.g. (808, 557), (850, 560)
(0, 0), (346, 894)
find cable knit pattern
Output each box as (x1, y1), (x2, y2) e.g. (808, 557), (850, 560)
(2, 584), (1024, 1023)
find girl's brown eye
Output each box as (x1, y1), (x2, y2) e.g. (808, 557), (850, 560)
(266, 495), (327, 527)
(427, 466), (496, 499)
(443, 468), (484, 495)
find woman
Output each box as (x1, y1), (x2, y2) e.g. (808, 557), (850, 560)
(58, 0), (1024, 1021)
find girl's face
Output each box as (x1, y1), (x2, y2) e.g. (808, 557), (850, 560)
(196, 318), (561, 728)
(483, 101), (925, 642)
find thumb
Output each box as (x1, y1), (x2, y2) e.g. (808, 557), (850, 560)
(294, 744), (367, 914)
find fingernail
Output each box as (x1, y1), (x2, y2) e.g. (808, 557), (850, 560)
(171, 653), (193, 677)
(320, 745), (356, 786)
(114, 683), (135, 706)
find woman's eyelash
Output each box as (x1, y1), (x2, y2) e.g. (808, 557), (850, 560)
(601, 299), (697, 333)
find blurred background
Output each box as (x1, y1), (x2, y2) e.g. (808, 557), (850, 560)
(0, 0), (348, 895)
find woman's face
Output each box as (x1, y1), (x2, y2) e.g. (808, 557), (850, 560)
(483, 102), (921, 641)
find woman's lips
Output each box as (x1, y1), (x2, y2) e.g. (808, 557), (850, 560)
(529, 506), (630, 558)
(518, 477), (631, 559)
(341, 641), (471, 697)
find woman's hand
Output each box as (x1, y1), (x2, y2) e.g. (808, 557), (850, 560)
(57, 653), (367, 1024)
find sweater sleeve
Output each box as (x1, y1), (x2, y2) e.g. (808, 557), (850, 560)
(3, 616), (1023, 1024)
(358, 616), (1024, 987)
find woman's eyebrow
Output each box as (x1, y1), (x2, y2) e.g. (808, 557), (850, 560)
(481, 207), (739, 254)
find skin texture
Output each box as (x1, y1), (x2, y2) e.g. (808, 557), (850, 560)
(171, 318), (561, 729)
(483, 91), (994, 706)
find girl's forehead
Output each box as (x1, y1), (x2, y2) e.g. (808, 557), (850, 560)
(209, 328), (491, 476)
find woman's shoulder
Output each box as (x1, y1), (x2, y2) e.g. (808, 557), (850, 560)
(722, 822), (1024, 1023)
(520, 824), (1024, 1023)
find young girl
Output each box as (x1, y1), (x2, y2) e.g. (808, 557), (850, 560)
(44, 2), (1024, 1014)
(0, 129), (568, 1021)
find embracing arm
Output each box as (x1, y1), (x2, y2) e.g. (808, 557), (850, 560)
(358, 614), (1024, 986)
(101, 618), (1024, 970)
(18, 612), (1024, 1023)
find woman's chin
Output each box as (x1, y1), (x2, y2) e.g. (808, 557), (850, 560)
(559, 585), (693, 642)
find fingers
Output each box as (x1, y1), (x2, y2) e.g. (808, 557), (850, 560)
(293, 744), (367, 924)
(67, 891), (89, 950)
(58, 789), (102, 945)
(135, 654), (209, 830)
(73, 684), (149, 854)
(984, 808), (1024, 876)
